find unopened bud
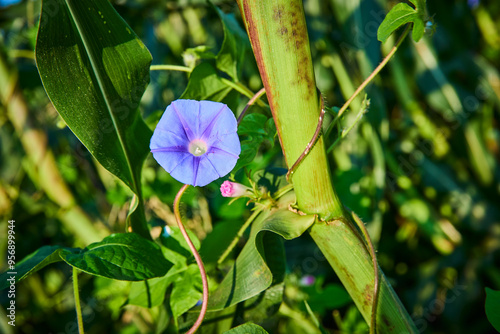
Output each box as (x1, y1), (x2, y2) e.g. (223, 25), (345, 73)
(220, 181), (252, 198)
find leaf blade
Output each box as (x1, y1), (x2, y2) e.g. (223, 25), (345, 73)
(180, 62), (232, 101)
(35, 0), (152, 237)
(60, 233), (172, 281)
(213, 3), (251, 81)
(377, 3), (418, 43)
(208, 192), (315, 310)
(0, 246), (71, 290)
(223, 323), (269, 334)
(485, 288), (500, 332)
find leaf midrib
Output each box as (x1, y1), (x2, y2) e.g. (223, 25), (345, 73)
(66, 0), (138, 192)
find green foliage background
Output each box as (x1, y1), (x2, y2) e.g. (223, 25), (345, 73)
(0, 0), (499, 333)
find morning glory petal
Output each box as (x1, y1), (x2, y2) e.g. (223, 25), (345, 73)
(151, 104), (190, 148)
(150, 128), (188, 152)
(150, 99), (240, 187)
(170, 100), (230, 138)
(205, 147), (239, 179)
(196, 100), (232, 137)
(210, 133), (241, 157)
(195, 156), (222, 187)
(152, 150), (191, 180)
(168, 153), (197, 185)
(200, 107), (238, 145)
(169, 100), (201, 138)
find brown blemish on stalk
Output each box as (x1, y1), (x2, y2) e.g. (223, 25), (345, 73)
(364, 284), (373, 309)
(278, 26), (288, 36)
(271, 1), (315, 100)
(382, 314), (395, 331)
(273, 5), (284, 20)
(339, 265), (357, 290)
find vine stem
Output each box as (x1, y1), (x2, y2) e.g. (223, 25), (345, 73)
(347, 208), (380, 334)
(326, 97), (369, 153)
(286, 93), (325, 182)
(149, 65), (266, 108)
(287, 24), (410, 182)
(174, 184), (208, 334)
(237, 87), (266, 125)
(73, 267), (84, 334)
(325, 24), (411, 140)
(150, 64), (192, 73)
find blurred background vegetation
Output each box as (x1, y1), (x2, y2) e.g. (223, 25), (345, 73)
(0, 0), (499, 333)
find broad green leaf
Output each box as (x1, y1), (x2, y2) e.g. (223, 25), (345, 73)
(213, 3), (251, 81)
(0, 246), (73, 290)
(238, 114), (271, 137)
(93, 277), (130, 318)
(243, 282), (284, 323)
(128, 277), (170, 308)
(160, 226), (200, 266)
(180, 62), (232, 101)
(60, 233), (172, 281)
(377, 0), (427, 42)
(411, 14), (425, 42)
(171, 264), (203, 320)
(377, 3), (418, 43)
(36, 0), (152, 237)
(208, 192), (315, 310)
(128, 262), (186, 308)
(223, 323), (269, 334)
(485, 288), (500, 331)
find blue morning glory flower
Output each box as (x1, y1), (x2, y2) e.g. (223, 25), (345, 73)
(150, 100), (240, 187)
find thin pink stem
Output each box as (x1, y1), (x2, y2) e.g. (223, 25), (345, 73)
(237, 87), (266, 125)
(286, 94), (325, 182)
(174, 184), (208, 334)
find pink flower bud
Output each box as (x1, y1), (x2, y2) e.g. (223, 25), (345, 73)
(220, 181), (251, 198)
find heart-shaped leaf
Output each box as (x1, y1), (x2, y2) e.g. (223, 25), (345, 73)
(377, 0), (427, 43)
(213, 3), (251, 81)
(180, 62), (232, 101)
(128, 261), (187, 308)
(170, 264), (203, 320)
(223, 323), (269, 334)
(60, 233), (172, 281)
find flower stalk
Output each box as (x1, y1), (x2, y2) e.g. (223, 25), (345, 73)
(174, 184), (208, 334)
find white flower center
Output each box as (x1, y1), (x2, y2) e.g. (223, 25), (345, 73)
(189, 139), (207, 156)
